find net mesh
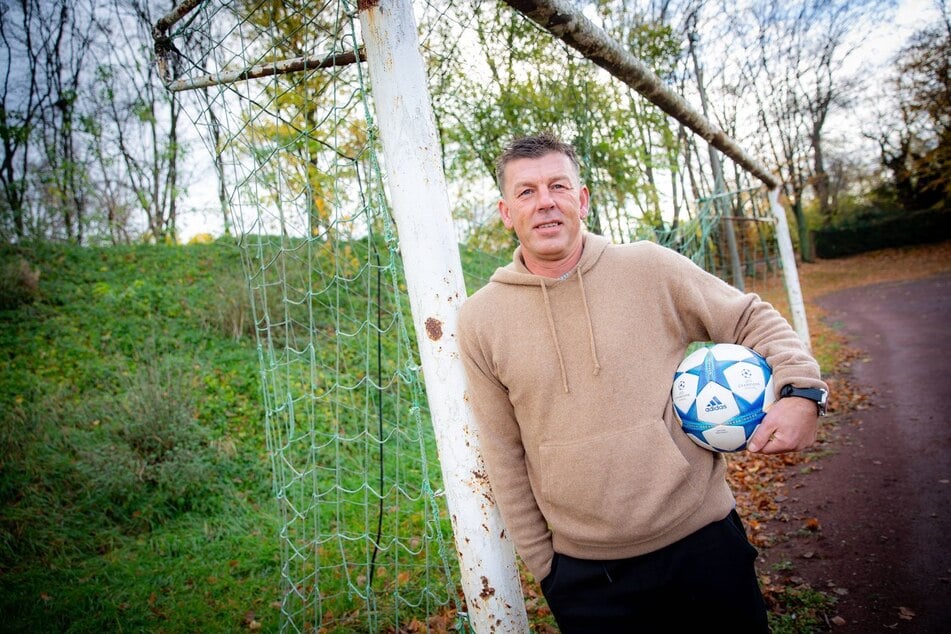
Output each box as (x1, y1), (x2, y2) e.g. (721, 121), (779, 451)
(158, 2), (463, 632)
(657, 188), (782, 292)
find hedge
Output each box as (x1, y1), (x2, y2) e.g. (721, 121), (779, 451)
(813, 207), (951, 259)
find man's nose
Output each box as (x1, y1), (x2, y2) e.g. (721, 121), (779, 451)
(537, 186), (556, 208)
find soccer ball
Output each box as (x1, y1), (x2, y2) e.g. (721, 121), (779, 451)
(671, 343), (775, 452)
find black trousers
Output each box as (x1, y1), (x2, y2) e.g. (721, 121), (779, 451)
(540, 510), (769, 633)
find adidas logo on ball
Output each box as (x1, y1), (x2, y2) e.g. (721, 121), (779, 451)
(704, 396), (728, 412)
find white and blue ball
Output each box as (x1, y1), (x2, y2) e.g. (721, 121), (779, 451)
(671, 343), (775, 452)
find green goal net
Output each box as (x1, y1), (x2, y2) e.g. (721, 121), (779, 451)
(156, 2), (464, 632)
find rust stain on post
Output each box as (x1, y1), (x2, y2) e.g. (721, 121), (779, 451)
(425, 317), (443, 341)
(480, 576), (497, 599)
(357, 0), (380, 9)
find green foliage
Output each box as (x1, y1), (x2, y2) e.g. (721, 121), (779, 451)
(426, 2), (683, 235)
(460, 239), (509, 293)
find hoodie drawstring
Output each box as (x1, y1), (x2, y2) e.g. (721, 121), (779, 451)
(540, 270), (601, 394)
(540, 279), (570, 394)
(577, 268), (601, 377)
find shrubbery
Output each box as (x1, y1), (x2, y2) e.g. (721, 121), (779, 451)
(0, 254), (40, 310)
(813, 207), (950, 259)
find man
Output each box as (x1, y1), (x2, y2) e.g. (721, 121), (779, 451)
(457, 133), (828, 631)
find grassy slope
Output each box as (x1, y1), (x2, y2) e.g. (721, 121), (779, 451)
(1, 238), (948, 633)
(0, 241), (280, 633)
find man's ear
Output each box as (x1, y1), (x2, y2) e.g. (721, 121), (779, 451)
(498, 199), (514, 229)
(579, 185), (590, 219)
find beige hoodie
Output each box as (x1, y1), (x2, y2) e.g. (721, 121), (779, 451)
(458, 233), (825, 580)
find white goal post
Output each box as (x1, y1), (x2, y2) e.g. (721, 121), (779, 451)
(358, 2), (530, 631)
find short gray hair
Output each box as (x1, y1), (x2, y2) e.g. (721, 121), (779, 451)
(495, 132), (581, 191)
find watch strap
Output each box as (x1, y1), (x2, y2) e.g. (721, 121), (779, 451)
(779, 385), (828, 416)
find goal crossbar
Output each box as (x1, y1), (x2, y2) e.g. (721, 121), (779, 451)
(501, 0), (780, 190)
(502, 0), (810, 345)
(165, 49), (366, 92)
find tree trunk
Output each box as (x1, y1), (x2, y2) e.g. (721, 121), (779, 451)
(811, 124), (831, 223)
(208, 103), (230, 235)
(166, 91), (179, 240)
(688, 28), (744, 290)
(792, 195), (812, 263)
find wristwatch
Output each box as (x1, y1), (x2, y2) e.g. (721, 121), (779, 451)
(780, 385), (829, 416)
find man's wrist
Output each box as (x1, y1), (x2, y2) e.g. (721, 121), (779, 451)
(779, 385), (828, 416)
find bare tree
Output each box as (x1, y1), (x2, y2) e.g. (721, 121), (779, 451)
(731, 0), (887, 261)
(0, 0), (50, 240)
(34, 0), (100, 243)
(1, 0), (183, 244)
(686, 18), (743, 288)
(95, 0), (186, 243)
(872, 6), (951, 210)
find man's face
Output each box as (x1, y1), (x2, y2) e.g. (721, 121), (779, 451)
(498, 152), (590, 272)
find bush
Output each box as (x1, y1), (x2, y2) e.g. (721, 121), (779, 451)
(0, 356), (228, 564)
(81, 358), (222, 527)
(196, 269), (254, 341)
(0, 256), (40, 310)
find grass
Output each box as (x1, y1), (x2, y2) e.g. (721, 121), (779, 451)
(768, 585), (839, 634)
(0, 236), (465, 633)
(1, 237), (948, 633)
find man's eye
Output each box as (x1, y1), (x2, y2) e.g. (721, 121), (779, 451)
(518, 189), (532, 197)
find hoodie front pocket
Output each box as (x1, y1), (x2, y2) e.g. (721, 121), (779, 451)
(539, 419), (706, 547)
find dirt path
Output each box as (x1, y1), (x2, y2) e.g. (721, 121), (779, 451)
(758, 272), (951, 632)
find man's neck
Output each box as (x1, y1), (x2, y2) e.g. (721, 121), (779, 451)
(522, 238), (585, 279)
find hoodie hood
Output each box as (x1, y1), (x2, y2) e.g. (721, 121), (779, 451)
(489, 232), (611, 393)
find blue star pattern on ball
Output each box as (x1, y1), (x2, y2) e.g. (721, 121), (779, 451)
(671, 344), (775, 452)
